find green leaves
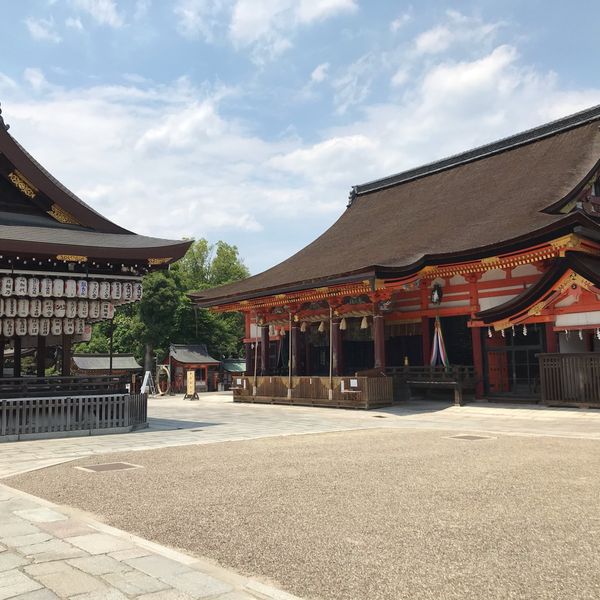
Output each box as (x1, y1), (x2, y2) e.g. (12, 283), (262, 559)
(76, 238), (250, 364)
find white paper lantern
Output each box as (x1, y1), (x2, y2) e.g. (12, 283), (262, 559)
(99, 282), (111, 300)
(100, 301), (111, 319)
(88, 280), (99, 299)
(52, 279), (64, 297)
(40, 318), (50, 336)
(51, 318), (62, 336)
(4, 298), (17, 318)
(65, 279), (77, 298)
(41, 278), (53, 297)
(3, 318), (14, 337)
(66, 300), (77, 319)
(54, 299), (66, 318)
(77, 279), (88, 298)
(75, 318), (85, 334)
(28, 318), (40, 336)
(123, 282), (133, 301)
(15, 318), (27, 337)
(77, 300), (89, 319)
(63, 318), (75, 335)
(134, 282), (143, 300)
(42, 299), (54, 318)
(28, 277), (40, 297)
(81, 324), (92, 342)
(14, 276), (27, 296)
(110, 281), (122, 300)
(17, 298), (29, 318)
(30, 299), (42, 318)
(1, 276), (13, 297)
(89, 301), (100, 319)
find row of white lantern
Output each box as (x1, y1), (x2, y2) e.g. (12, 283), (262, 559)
(1, 317), (89, 338)
(0, 276), (142, 301)
(0, 298), (115, 320)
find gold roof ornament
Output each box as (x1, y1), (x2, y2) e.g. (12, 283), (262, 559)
(47, 204), (80, 225)
(148, 257), (172, 265)
(8, 170), (37, 199)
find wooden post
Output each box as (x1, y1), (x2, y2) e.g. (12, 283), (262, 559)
(260, 324), (269, 375)
(62, 334), (72, 376)
(545, 323), (558, 353)
(291, 324), (300, 375)
(37, 336), (46, 377)
(331, 317), (343, 376)
(0, 336), (4, 379)
(421, 317), (431, 366)
(13, 337), (22, 378)
(471, 327), (484, 398)
(373, 314), (386, 370)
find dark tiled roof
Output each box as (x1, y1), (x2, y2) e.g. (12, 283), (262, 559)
(73, 353), (142, 371)
(193, 107), (600, 306)
(169, 344), (219, 365)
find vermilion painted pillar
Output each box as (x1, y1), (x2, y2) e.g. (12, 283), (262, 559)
(421, 317), (431, 366)
(331, 318), (343, 375)
(373, 314), (386, 370)
(260, 325), (269, 375)
(545, 323), (558, 353)
(471, 327), (484, 398)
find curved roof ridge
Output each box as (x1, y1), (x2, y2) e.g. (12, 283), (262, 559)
(352, 104), (600, 199)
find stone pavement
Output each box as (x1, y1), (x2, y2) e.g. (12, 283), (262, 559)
(1, 393), (600, 480)
(1, 394), (600, 599)
(0, 483), (301, 600)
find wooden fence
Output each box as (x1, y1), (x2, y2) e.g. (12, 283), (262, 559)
(539, 353), (600, 407)
(0, 393), (148, 440)
(232, 376), (393, 409)
(0, 375), (129, 399)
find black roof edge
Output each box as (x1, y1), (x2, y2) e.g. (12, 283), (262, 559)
(350, 104), (600, 200)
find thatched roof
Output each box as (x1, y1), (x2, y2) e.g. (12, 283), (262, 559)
(193, 105), (600, 307)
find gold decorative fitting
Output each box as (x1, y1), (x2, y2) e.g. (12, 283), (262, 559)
(8, 170), (37, 199)
(527, 301), (546, 317)
(47, 204), (80, 225)
(56, 254), (87, 262)
(148, 257), (172, 265)
(481, 256), (500, 264)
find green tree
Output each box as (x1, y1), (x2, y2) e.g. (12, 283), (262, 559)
(76, 238), (250, 368)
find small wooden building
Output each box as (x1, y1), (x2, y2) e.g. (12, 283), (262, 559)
(167, 344), (220, 393)
(192, 105), (600, 409)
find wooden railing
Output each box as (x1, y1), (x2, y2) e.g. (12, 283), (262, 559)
(232, 376), (393, 409)
(0, 393), (148, 440)
(0, 375), (129, 399)
(539, 353), (600, 407)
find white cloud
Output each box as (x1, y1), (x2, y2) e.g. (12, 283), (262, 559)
(332, 53), (378, 114)
(311, 62), (329, 83)
(65, 17), (84, 30)
(390, 66), (409, 87)
(23, 68), (49, 92)
(70, 0), (124, 27)
(25, 17), (62, 43)
(134, 0), (152, 20)
(390, 12), (411, 32)
(413, 10), (499, 55)
(174, 0), (225, 41)
(295, 0), (357, 24)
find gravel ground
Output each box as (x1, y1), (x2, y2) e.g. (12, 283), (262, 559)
(6, 429), (600, 600)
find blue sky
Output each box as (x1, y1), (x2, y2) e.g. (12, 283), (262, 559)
(1, 1), (600, 275)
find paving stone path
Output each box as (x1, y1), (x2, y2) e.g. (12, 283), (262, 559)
(0, 484), (301, 600)
(2, 393), (600, 599)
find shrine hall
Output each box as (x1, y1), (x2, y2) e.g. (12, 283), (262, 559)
(192, 105), (600, 409)
(0, 104), (190, 438)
